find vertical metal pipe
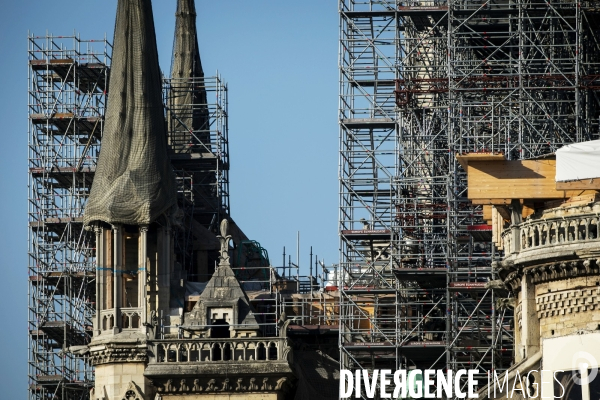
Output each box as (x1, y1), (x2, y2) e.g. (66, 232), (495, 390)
(309, 246), (313, 297)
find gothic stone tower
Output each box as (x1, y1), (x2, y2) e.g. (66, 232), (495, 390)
(84, 0), (179, 397)
(84, 1), (294, 399)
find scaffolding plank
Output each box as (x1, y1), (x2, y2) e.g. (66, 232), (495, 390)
(448, 282), (488, 291)
(393, 268), (447, 288)
(344, 341), (394, 350)
(343, 287), (397, 295)
(30, 59), (108, 91)
(341, 229), (391, 240)
(30, 113), (103, 139)
(467, 224), (493, 242)
(341, 118), (395, 129)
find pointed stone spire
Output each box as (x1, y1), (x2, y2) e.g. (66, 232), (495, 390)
(169, 0), (210, 153)
(84, 0), (177, 226)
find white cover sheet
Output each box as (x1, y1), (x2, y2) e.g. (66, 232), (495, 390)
(555, 139), (600, 182)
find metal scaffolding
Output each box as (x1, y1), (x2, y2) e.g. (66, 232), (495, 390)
(164, 74), (230, 278)
(339, 0), (600, 396)
(28, 33), (111, 400)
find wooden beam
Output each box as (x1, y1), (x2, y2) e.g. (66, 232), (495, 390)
(467, 159), (595, 200)
(492, 206), (505, 250)
(495, 205), (511, 221)
(471, 199), (513, 205)
(522, 202), (535, 219)
(456, 152), (506, 171)
(556, 179), (600, 190)
(482, 205), (492, 222)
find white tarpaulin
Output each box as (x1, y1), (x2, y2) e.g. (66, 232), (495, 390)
(555, 139), (600, 182)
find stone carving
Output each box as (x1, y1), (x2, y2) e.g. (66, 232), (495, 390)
(235, 378), (246, 391)
(217, 219), (232, 265)
(192, 379), (202, 391)
(121, 381), (144, 400)
(179, 379), (189, 392)
(248, 377), (258, 390)
(503, 259), (600, 291)
(206, 379), (216, 391)
(261, 377), (272, 391)
(278, 312), (291, 338)
(221, 378), (231, 391)
(93, 385), (107, 400)
(275, 377), (288, 391)
(496, 297), (515, 311)
(536, 286), (600, 318)
(89, 344), (148, 366)
(153, 377), (293, 393)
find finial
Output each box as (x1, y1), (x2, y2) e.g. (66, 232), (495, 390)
(217, 219), (232, 265)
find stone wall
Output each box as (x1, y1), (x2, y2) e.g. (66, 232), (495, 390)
(535, 275), (600, 339)
(93, 362), (151, 399)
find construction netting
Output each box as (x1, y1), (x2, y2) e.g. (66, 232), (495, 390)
(168, 0), (211, 154)
(293, 349), (340, 400)
(555, 139), (600, 182)
(84, 0), (177, 226)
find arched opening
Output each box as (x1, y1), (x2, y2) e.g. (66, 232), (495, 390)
(223, 343), (232, 361)
(268, 342), (278, 360)
(212, 343), (222, 361)
(257, 342), (266, 361)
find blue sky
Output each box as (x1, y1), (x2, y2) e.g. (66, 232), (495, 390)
(0, 1), (339, 396)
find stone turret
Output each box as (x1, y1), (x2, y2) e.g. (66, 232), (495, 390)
(86, 0), (177, 398)
(182, 220), (260, 338)
(143, 220), (294, 399)
(481, 200), (600, 399)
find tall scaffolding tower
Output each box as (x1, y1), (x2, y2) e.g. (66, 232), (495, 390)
(164, 73), (230, 277)
(28, 34), (111, 400)
(339, 0), (600, 394)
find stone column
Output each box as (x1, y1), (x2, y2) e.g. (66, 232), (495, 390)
(157, 225), (171, 317)
(510, 200), (522, 255)
(520, 273), (540, 360)
(113, 224), (123, 333)
(139, 225), (148, 327)
(94, 225), (104, 336)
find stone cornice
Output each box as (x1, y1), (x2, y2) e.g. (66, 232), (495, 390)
(503, 258), (600, 292)
(89, 335), (148, 366)
(150, 375), (293, 395)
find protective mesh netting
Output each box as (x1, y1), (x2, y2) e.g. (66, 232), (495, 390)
(293, 349), (340, 400)
(84, 0), (177, 226)
(169, 0), (210, 154)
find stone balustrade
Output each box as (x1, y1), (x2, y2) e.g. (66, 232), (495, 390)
(99, 309), (115, 332)
(502, 212), (600, 255)
(148, 337), (291, 364)
(99, 307), (143, 332)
